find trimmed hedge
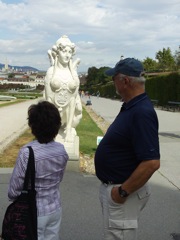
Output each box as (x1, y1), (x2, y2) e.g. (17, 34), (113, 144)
(145, 73), (180, 105)
(87, 72), (180, 106)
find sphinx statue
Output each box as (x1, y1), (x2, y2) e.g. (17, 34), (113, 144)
(44, 35), (82, 144)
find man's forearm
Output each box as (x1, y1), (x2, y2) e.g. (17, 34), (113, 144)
(111, 159), (160, 204)
(122, 159), (160, 194)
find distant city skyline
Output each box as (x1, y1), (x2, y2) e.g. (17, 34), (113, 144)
(0, 60), (39, 72)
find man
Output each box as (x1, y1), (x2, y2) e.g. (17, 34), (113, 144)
(94, 58), (160, 240)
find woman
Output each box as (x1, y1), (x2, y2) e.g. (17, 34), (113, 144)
(44, 35), (82, 143)
(8, 101), (69, 240)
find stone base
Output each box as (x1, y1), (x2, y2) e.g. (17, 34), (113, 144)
(55, 134), (80, 172)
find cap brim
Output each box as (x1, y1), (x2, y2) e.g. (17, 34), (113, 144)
(105, 68), (116, 76)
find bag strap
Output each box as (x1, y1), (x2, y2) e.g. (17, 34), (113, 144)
(23, 146), (35, 191)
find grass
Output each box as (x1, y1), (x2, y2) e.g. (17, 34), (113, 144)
(0, 92), (43, 98)
(77, 108), (104, 156)
(0, 107), (104, 167)
(0, 129), (34, 167)
(0, 99), (26, 108)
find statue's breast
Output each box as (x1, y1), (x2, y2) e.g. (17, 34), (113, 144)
(50, 69), (79, 108)
(50, 72), (78, 92)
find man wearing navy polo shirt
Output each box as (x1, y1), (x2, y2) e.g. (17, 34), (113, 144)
(94, 58), (160, 240)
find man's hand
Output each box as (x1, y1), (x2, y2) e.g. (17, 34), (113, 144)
(111, 186), (127, 204)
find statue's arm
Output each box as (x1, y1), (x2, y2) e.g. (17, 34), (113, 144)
(69, 58), (81, 87)
(72, 58), (81, 71)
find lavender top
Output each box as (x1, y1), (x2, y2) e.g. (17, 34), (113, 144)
(8, 140), (68, 216)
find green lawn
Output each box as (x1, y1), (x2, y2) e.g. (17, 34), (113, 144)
(77, 108), (104, 156)
(0, 99), (26, 107)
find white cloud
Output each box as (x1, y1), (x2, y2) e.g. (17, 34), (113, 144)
(0, 0), (179, 72)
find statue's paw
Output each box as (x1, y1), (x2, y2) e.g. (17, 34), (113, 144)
(65, 135), (74, 143)
(64, 128), (76, 143)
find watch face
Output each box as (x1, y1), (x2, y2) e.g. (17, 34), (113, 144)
(120, 190), (128, 197)
(118, 187), (129, 198)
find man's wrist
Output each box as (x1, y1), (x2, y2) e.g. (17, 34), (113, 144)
(118, 186), (129, 198)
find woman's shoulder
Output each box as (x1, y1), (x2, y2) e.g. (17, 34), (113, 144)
(53, 141), (65, 148)
(46, 141), (68, 158)
(54, 141), (68, 151)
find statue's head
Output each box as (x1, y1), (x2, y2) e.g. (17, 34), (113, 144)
(48, 35), (77, 67)
(54, 35), (76, 56)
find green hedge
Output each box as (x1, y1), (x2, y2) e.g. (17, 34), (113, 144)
(145, 73), (180, 105)
(87, 72), (180, 105)
(0, 92), (43, 99)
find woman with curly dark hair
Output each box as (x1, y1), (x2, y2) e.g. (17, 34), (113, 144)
(8, 101), (69, 240)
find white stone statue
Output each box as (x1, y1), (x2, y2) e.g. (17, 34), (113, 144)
(44, 35), (82, 143)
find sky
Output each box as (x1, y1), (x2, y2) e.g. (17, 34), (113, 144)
(0, 0), (180, 72)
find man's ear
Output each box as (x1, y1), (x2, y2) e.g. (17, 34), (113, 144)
(124, 76), (130, 86)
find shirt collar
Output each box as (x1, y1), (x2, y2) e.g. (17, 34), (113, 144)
(121, 93), (147, 111)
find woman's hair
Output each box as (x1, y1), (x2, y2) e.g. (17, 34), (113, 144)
(28, 101), (61, 143)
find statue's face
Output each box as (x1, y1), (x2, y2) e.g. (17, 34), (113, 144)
(58, 46), (73, 66)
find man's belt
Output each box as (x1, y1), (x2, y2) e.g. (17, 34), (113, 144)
(101, 180), (122, 185)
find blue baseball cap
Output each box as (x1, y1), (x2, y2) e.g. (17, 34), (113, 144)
(105, 58), (144, 77)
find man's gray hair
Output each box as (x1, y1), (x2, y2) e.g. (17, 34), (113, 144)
(131, 76), (146, 83)
(120, 74), (146, 83)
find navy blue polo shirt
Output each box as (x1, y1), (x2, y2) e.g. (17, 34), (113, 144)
(94, 93), (160, 184)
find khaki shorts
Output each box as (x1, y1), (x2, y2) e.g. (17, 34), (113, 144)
(99, 183), (151, 240)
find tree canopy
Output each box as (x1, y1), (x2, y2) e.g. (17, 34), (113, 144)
(155, 47), (175, 71)
(83, 46), (180, 88)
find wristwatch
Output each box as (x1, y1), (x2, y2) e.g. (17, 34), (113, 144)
(118, 186), (129, 198)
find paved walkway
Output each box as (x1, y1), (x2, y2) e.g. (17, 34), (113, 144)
(0, 97), (180, 240)
(0, 99), (39, 153)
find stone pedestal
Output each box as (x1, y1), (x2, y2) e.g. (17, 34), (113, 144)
(55, 134), (80, 172)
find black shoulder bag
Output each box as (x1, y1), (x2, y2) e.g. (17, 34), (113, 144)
(1, 146), (37, 240)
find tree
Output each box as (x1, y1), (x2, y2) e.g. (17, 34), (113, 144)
(8, 73), (15, 78)
(174, 46), (180, 70)
(86, 66), (111, 86)
(96, 67), (111, 85)
(155, 47), (175, 71)
(86, 66), (98, 86)
(142, 57), (158, 72)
